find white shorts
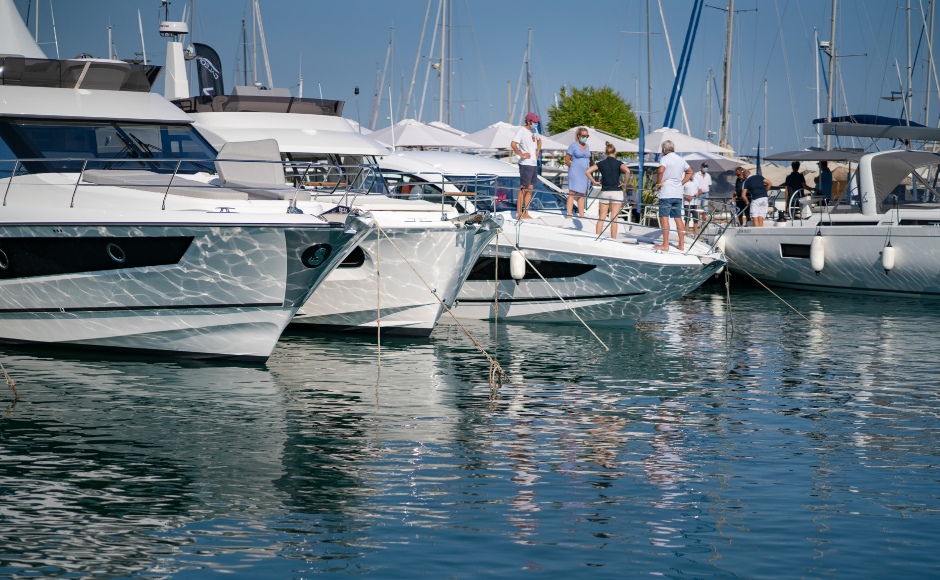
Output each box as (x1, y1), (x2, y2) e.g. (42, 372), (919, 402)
(750, 197), (769, 218)
(598, 190), (624, 204)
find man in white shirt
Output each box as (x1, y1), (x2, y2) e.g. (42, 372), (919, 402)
(510, 112), (542, 219)
(653, 140), (693, 251)
(689, 162), (712, 234)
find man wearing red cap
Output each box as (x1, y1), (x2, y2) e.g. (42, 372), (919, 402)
(510, 112), (542, 219)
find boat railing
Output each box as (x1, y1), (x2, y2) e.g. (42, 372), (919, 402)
(1, 157), (382, 210)
(382, 170), (501, 217)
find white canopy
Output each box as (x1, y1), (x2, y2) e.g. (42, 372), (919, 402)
(644, 127), (734, 154)
(0, 0), (45, 58)
(549, 126), (649, 154)
(427, 121), (468, 136)
(464, 121), (568, 151)
(370, 118), (480, 149)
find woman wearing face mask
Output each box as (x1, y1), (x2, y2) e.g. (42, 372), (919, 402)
(565, 127), (591, 218)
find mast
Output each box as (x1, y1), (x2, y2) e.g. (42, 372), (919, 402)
(254, 0), (273, 89)
(439, 0), (446, 123)
(927, 0), (935, 125)
(907, 0), (913, 125)
(815, 28), (821, 149)
(403, 0), (432, 119)
(524, 28), (533, 115)
(647, 0), (653, 129)
(241, 18), (248, 85)
(446, 0), (452, 125)
(719, 0), (734, 150)
(825, 0), (836, 149)
(251, 0), (257, 85)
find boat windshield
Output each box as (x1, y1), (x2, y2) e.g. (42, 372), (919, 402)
(0, 117), (217, 176)
(282, 152), (388, 194)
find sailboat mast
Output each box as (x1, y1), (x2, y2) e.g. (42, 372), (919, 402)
(647, 0), (653, 129)
(719, 0), (734, 150)
(825, 0), (836, 149)
(907, 0), (912, 125)
(439, 0), (446, 123)
(254, 0), (273, 89)
(251, 0), (257, 86)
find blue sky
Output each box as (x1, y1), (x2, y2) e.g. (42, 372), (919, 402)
(10, 0), (928, 156)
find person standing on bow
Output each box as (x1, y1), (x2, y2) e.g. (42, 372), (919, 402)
(742, 168), (773, 227)
(733, 166), (749, 225)
(689, 162), (712, 235)
(586, 141), (631, 238)
(511, 112), (542, 219)
(565, 127), (591, 218)
(653, 140), (693, 251)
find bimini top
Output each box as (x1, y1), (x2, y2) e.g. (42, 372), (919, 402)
(381, 150), (518, 178)
(868, 150), (940, 206)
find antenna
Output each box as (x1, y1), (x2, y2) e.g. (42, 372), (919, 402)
(137, 9), (147, 64)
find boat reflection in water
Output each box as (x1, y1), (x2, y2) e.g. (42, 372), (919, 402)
(3, 287), (940, 576)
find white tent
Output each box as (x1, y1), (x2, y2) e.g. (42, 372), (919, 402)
(427, 121), (468, 136)
(644, 127), (734, 154)
(345, 119), (373, 135)
(549, 126), (649, 154)
(369, 118), (480, 150)
(464, 121), (568, 151)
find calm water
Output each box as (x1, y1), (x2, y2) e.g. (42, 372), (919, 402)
(1, 284), (939, 578)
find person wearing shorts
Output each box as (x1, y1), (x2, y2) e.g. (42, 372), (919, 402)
(743, 170), (773, 227)
(585, 141), (631, 238)
(654, 140), (693, 251)
(511, 112), (542, 219)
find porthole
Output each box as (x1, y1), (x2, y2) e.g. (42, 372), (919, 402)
(106, 242), (126, 263)
(301, 244), (332, 268)
(0, 248), (8, 271)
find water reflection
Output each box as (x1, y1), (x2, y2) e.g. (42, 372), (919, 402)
(1, 286), (940, 577)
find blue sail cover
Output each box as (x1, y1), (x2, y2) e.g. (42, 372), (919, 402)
(812, 114), (927, 128)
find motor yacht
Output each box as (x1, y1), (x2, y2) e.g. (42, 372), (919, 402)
(0, 9), (371, 361)
(169, 67), (500, 337)
(377, 151), (725, 324)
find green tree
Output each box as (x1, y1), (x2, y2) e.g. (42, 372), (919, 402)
(546, 85), (639, 142)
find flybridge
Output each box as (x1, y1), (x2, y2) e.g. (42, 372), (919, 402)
(0, 56), (162, 93)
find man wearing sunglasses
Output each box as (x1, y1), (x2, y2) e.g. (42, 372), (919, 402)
(511, 112), (542, 219)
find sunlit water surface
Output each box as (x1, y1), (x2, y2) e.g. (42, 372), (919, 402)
(1, 285), (939, 578)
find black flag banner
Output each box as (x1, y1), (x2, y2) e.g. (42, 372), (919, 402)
(193, 43), (224, 101)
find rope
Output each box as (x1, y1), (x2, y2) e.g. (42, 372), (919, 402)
(498, 229), (609, 351)
(1, 360), (17, 400)
(725, 255), (832, 341)
(724, 266), (735, 340)
(493, 229), (499, 361)
(376, 224), (507, 388)
(375, 225), (381, 380)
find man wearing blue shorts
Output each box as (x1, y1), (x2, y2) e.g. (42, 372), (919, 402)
(511, 112), (542, 219)
(653, 140), (693, 251)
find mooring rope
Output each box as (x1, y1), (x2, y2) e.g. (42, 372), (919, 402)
(723, 266), (735, 340)
(376, 224), (507, 388)
(493, 229), (499, 361)
(725, 255), (832, 341)
(375, 225), (381, 380)
(1, 360), (17, 400)
(497, 229), (609, 351)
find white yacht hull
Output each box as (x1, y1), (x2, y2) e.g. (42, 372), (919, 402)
(452, 216), (725, 324)
(722, 222), (940, 297)
(0, 210), (369, 360)
(291, 220), (498, 336)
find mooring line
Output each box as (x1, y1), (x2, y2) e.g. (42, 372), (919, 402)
(725, 255), (832, 341)
(1, 360), (17, 401)
(376, 224), (507, 388)
(497, 229), (609, 351)
(723, 266), (735, 340)
(375, 225), (382, 381)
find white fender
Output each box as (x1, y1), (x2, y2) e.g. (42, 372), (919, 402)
(882, 243), (896, 274)
(509, 249), (526, 281)
(712, 234), (727, 254)
(810, 235), (826, 274)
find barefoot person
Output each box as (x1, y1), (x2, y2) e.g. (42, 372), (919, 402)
(653, 140), (693, 251)
(510, 112), (542, 219)
(586, 141), (631, 238)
